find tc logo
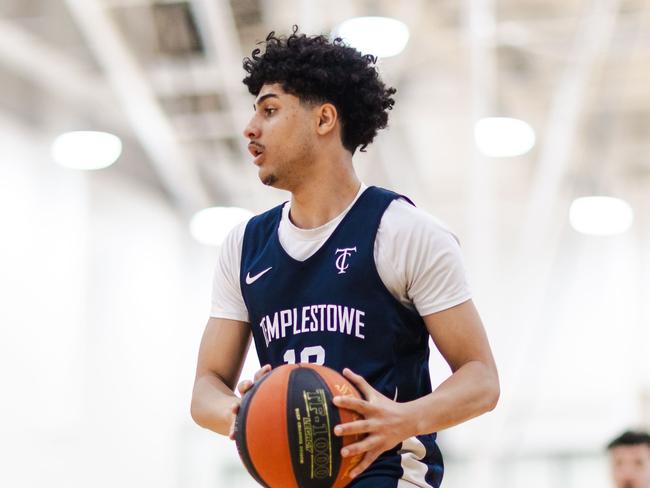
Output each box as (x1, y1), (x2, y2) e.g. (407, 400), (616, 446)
(335, 247), (357, 274)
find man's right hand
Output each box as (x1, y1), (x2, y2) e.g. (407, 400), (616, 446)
(228, 364), (272, 440)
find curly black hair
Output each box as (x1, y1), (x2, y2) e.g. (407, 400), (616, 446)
(242, 25), (396, 154)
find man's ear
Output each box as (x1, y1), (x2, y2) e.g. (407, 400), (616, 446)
(315, 103), (338, 136)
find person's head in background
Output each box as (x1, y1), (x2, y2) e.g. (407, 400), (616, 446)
(608, 430), (650, 488)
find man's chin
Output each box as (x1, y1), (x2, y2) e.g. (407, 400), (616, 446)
(259, 168), (292, 190)
(260, 172), (278, 187)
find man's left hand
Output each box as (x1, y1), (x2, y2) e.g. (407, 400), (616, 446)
(332, 368), (417, 479)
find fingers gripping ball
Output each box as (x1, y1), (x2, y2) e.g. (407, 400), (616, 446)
(234, 364), (364, 488)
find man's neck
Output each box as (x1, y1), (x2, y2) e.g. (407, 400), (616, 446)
(288, 157), (361, 229)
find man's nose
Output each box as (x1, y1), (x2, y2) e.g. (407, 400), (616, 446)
(618, 476), (636, 488)
(243, 117), (260, 140)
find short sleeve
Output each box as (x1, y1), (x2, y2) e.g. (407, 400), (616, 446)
(407, 227), (472, 316)
(210, 221), (250, 322)
(376, 199), (472, 316)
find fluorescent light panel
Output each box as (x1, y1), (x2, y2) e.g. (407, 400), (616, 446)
(474, 117), (536, 157)
(335, 17), (410, 58)
(52, 131), (122, 170)
(569, 196), (634, 236)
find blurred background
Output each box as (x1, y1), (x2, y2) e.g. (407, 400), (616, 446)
(0, 0), (649, 487)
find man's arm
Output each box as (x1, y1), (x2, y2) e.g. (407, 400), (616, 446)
(190, 317), (252, 435)
(407, 297), (500, 433)
(333, 299), (499, 478)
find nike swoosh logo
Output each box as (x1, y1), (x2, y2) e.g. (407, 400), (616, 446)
(245, 267), (272, 285)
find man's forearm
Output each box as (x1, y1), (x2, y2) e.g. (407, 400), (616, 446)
(402, 360), (500, 437)
(191, 373), (239, 435)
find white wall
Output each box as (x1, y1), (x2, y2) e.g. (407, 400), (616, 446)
(0, 121), (223, 487)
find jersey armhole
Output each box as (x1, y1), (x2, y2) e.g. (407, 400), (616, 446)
(368, 197), (423, 318)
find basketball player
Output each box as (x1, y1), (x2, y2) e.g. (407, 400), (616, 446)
(608, 431), (650, 488)
(191, 27), (500, 487)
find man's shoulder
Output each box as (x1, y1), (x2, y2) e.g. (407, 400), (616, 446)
(382, 197), (460, 245)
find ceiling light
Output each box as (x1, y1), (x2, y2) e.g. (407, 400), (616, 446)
(569, 196), (634, 236)
(474, 117), (536, 157)
(190, 207), (254, 246)
(52, 131), (122, 170)
(334, 17), (410, 58)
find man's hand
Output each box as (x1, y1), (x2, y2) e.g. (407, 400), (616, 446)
(332, 368), (417, 479)
(227, 364), (272, 440)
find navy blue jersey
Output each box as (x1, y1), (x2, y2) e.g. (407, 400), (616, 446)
(240, 186), (443, 487)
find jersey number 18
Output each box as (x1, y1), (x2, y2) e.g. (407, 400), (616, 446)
(283, 345), (325, 365)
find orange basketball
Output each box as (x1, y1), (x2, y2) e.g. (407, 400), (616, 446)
(234, 364), (364, 488)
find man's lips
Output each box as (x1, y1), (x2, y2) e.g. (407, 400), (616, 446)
(247, 142), (265, 165)
(247, 142), (264, 157)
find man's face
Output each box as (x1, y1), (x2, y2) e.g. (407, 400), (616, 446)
(242, 83), (316, 190)
(610, 444), (650, 488)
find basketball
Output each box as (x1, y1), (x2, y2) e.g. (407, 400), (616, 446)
(234, 363), (365, 487)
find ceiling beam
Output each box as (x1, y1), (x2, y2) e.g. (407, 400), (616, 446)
(172, 111), (234, 142)
(188, 0), (268, 206)
(148, 59), (223, 97)
(476, 2), (621, 483)
(465, 0), (498, 283)
(515, 0), (620, 268)
(0, 19), (119, 125)
(64, 0), (211, 215)
(461, 1), (499, 485)
(188, 0), (252, 149)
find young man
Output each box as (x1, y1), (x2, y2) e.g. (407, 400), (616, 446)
(608, 430), (650, 488)
(191, 27), (499, 487)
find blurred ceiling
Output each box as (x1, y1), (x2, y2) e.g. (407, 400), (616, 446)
(0, 0), (648, 216)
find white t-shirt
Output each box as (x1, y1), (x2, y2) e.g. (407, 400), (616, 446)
(211, 185), (472, 322)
